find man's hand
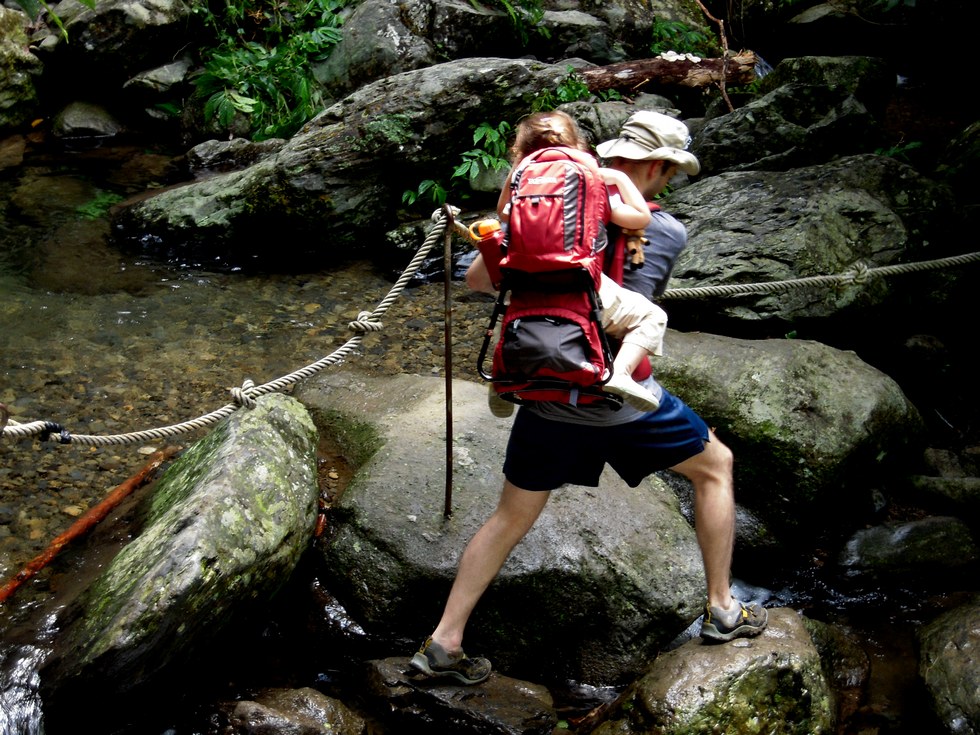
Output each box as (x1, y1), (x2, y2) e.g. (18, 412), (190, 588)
(465, 253), (498, 294)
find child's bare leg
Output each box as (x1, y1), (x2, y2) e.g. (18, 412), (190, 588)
(612, 341), (647, 376)
(604, 343), (661, 412)
(598, 276), (663, 412)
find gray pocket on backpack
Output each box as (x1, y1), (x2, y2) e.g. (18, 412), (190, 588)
(501, 317), (593, 376)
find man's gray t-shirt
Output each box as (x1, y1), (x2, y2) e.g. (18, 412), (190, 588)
(621, 209), (688, 299)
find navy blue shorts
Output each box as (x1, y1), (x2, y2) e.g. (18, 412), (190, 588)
(503, 391), (710, 491)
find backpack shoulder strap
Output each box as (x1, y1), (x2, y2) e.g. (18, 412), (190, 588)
(604, 223), (626, 284)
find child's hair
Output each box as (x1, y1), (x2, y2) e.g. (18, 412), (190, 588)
(510, 110), (592, 163)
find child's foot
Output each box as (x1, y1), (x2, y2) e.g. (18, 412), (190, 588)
(603, 373), (660, 412)
(487, 386), (515, 417)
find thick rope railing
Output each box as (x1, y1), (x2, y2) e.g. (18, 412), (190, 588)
(659, 251), (980, 300)
(3, 217), (977, 446)
(1, 211), (452, 447)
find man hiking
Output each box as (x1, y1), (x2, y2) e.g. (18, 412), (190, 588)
(411, 110), (767, 685)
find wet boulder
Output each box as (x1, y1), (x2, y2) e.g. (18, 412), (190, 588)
(228, 687), (368, 735)
(109, 57), (572, 270)
(918, 593), (980, 735)
(38, 0), (204, 84)
(837, 516), (979, 586)
(363, 657), (557, 734)
(39, 394), (320, 725)
(663, 153), (955, 334)
(653, 329), (924, 542)
(0, 6), (43, 130)
(591, 608), (835, 735)
(295, 370), (707, 685)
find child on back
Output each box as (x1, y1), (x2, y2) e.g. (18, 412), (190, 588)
(476, 110), (667, 415)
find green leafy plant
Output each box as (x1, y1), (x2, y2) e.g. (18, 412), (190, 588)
(154, 101), (183, 118)
(531, 67), (622, 112)
(13, 0), (95, 40)
(190, 0), (348, 140)
(76, 191), (125, 220)
(728, 78), (765, 97)
(649, 18), (716, 57)
(403, 120), (512, 209)
(480, 0), (550, 46)
(452, 121), (512, 181)
(875, 140), (922, 163)
(402, 179), (449, 207)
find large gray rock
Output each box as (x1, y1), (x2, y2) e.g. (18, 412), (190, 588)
(755, 55), (895, 117)
(364, 657), (557, 734)
(229, 687), (368, 735)
(110, 57), (572, 266)
(592, 608), (835, 735)
(296, 322), (927, 678)
(918, 593), (980, 735)
(693, 82), (885, 175)
(313, 0), (709, 101)
(41, 0), (202, 81)
(40, 394), (319, 710)
(313, 0), (511, 100)
(296, 370), (707, 685)
(663, 153), (954, 331)
(653, 329), (923, 537)
(838, 516), (979, 584)
(0, 7), (43, 130)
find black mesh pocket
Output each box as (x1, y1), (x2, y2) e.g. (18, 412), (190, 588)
(501, 316), (594, 377)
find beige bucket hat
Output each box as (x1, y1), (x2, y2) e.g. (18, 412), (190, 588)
(596, 110), (700, 175)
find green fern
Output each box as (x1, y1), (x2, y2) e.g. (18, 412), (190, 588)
(474, 0), (549, 46)
(190, 0), (348, 140)
(649, 19), (716, 57)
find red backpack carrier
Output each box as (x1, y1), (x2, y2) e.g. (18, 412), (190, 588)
(476, 146), (623, 408)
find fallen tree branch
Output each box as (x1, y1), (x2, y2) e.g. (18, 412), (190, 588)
(0, 445), (180, 604)
(579, 51), (757, 96)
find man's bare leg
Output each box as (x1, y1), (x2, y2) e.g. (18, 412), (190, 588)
(430, 481), (551, 653)
(671, 432), (767, 640)
(670, 431), (736, 610)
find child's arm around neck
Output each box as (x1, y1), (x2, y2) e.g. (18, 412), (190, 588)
(600, 167), (652, 230)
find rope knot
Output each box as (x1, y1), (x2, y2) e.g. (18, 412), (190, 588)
(40, 421), (71, 444)
(432, 206), (460, 224)
(231, 378), (258, 409)
(349, 311), (383, 332)
(848, 261), (872, 284)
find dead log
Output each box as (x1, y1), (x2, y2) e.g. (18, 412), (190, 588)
(579, 51), (758, 95)
(0, 445), (180, 604)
